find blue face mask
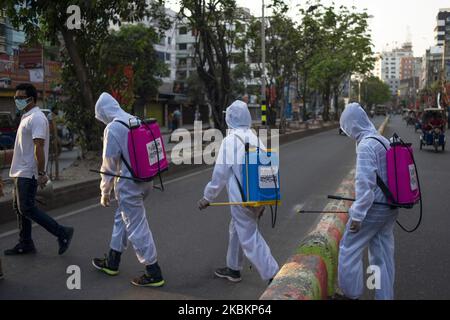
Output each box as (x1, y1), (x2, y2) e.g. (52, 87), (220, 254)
(15, 97), (32, 111)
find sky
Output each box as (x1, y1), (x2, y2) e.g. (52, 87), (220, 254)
(167, 0), (450, 57)
(239, 0), (450, 57)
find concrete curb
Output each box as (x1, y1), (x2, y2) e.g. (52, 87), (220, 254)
(0, 123), (339, 225)
(260, 116), (390, 300)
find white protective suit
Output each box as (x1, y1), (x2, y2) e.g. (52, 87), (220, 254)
(338, 103), (398, 300)
(95, 93), (157, 265)
(203, 100), (279, 281)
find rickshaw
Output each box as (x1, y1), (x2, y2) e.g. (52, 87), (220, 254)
(420, 108), (446, 152)
(405, 109), (417, 126)
(402, 108), (411, 121)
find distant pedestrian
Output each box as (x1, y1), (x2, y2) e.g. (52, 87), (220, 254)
(5, 83), (74, 256)
(195, 109), (201, 122)
(168, 112), (173, 132)
(172, 108), (181, 131)
(0, 175), (4, 279)
(447, 105), (450, 129)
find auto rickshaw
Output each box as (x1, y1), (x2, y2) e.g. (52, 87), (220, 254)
(420, 108), (446, 152)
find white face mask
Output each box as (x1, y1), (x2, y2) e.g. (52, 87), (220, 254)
(15, 97), (32, 111)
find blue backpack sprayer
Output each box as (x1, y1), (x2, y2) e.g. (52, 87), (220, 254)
(209, 134), (281, 228)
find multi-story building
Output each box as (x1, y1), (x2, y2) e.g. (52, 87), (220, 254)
(400, 56), (422, 81)
(435, 8), (450, 82)
(420, 46), (444, 90)
(375, 42), (414, 96)
(0, 11), (25, 56)
(373, 53), (382, 79)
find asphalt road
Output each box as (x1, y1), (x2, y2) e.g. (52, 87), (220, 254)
(0, 117), (385, 300)
(384, 115), (450, 300)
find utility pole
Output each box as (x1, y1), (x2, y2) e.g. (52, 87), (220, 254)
(413, 59), (417, 109)
(41, 44), (46, 108)
(261, 0), (267, 128)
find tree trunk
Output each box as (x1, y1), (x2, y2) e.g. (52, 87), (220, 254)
(322, 87), (331, 122)
(60, 29), (95, 112)
(60, 29), (99, 151)
(302, 71), (308, 121)
(333, 87), (339, 121)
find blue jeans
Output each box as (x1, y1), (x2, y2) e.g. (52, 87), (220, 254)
(13, 177), (62, 243)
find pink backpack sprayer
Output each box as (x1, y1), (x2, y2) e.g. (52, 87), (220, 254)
(93, 118), (168, 190)
(303, 134), (423, 233)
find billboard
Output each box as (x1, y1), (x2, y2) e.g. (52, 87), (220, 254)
(18, 46), (43, 69)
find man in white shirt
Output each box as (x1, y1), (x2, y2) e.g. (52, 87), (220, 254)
(4, 83), (74, 256)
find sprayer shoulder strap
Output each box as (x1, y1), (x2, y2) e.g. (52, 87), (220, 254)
(364, 136), (396, 204)
(230, 134), (247, 202)
(113, 120), (140, 181)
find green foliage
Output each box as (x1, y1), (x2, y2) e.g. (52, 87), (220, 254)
(306, 2), (374, 120)
(353, 76), (391, 107)
(99, 24), (169, 108)
(3, 0), (168, 151)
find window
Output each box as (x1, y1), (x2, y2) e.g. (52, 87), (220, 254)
(166, 53), (171, 61)
(159, 36), (166, 46)
(179, 43), (187, 50)
(253, 70), (261, 78)
(179, 27), (188, 35)
(176, 70), (187, 80)
(156, 51), (165, 61)
(168, 37), (172, 45)
(178, 58), (187, 66)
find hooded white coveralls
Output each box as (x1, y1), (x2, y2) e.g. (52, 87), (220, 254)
(203, 101), (279, 281)
(338, 103), (398, 300)
(95, 93), (157, 265)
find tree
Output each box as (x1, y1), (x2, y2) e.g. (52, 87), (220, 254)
(242, 11), (299, 130)
(296, 3), (326, 121)
(99, 24), (169, 112)
(178, 0), (240, 132)
(3, 0), (168, 150)
(306, 3), (374, 121)
(352, 76), (391, 108)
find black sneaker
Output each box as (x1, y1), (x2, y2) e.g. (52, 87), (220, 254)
(131, 262), (165, 287)
(331, 293), (357, 300)
(214, 267), (242, 283)
(4, 242), (37, 256)
(58, 226), (74, 255)
(92, 249), (121, 276)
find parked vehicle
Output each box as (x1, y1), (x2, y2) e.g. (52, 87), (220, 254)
(375, 105), (387, 116)
(0, 111), (17, 149)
